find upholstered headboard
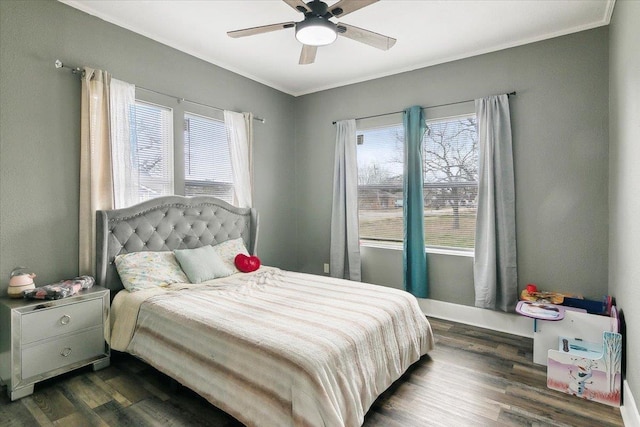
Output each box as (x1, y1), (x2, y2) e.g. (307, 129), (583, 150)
(95, 195), (258, 294)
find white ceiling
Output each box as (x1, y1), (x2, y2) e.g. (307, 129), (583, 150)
(59, 0), (615, 97)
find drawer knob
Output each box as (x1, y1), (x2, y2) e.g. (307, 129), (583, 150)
(60, 347), (72, 357)
(60, 314), (71, 325)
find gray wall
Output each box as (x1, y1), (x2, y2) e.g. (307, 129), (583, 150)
(294, 28), (610, 306)
(0, 0), (297, 293)
(609, 0), (640, 411)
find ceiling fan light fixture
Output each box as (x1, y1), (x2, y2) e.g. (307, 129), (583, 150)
(295, 17), (337, 46)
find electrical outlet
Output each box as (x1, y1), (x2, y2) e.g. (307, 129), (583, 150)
(323, 263), (330, 274)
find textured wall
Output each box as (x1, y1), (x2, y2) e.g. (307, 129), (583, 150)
(294, 28), (610, 306)
(0, 0), (297, 292)
(608, 0), (640, 413)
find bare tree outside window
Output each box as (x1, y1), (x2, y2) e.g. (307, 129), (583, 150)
(357, 114), (478, 250)
(424, 116), (478, 231)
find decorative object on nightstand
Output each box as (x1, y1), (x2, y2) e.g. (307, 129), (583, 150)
(7, 267), (36, 298)
(0, 286), (110, 400)
(22, 275), (95, 300)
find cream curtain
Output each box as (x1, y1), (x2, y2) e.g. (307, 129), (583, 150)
(224, 110), (253, 208)
(79, 68), (114, 276)
(109, 78), (137, 209)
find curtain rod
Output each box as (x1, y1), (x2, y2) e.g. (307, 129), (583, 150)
(55, 60), (266, 124)
(331, 91), (516, 125)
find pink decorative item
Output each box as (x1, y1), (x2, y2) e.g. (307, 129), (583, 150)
(7, 267), (36, 298)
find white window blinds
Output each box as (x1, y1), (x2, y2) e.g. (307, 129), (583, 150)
(183, 112), (234, 203)
(130, 101), (174, 202)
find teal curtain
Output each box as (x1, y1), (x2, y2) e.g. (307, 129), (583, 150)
(403, 106), (428, 298)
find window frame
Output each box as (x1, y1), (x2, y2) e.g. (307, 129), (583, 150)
(356, 102), (478, 257)
(131, 90), (239, 207)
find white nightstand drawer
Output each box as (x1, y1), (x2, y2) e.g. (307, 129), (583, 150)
(21, 326), (105, 379)
(21, 298), (103, 345)
(1, 287), (110, 400)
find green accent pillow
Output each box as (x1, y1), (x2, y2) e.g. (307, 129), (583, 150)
(174, 245), (234, 284)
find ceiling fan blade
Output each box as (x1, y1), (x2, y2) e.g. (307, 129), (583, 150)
(299, 45), (317, 65)
(227, 22), (295, 38)
(282, 0), (310, 13)
(329, 0), (378, 18)
(337, 23), (396, 50)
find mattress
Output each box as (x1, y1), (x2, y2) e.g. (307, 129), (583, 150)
(111, 267), (433, 427)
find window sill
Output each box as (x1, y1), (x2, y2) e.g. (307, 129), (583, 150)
(360, 241), (474, 258)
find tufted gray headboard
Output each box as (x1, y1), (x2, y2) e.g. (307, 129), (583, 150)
(95, 195), (258, 295)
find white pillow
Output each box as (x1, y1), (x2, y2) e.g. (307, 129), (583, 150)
(114, 251), (189, 292)
(213, 238), (249, 273)
(174, 245), (234, 283)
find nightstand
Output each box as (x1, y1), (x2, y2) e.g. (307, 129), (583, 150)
(0, 286), (110, 400)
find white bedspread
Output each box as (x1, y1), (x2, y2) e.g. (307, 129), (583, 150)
(111, 267), (433, 427)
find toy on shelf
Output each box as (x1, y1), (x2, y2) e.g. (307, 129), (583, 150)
(520, 283), (570, 305)
(520, 283), (613, 316)
(516, 300), (566, 321)
(562, 295), (612, 315)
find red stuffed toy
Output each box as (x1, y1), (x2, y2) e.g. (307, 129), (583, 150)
(234, 253), (261, 273)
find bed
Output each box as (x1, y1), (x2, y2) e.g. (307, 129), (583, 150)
(96, 195), (434, 427)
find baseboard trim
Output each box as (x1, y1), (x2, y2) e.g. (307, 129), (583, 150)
(622, 380), (640, 427)
(417, 298), (534, 338)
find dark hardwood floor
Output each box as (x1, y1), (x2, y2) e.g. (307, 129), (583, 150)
(0, 318), (624, 426)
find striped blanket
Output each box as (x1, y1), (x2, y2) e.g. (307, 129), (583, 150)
(111, 267), (433, 427)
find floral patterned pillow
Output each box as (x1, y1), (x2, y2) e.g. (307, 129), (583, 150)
(213, 238), (249, 273)
(115, 251), (189, 292)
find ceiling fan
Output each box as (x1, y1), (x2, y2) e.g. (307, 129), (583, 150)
(227, 0), (396, 65)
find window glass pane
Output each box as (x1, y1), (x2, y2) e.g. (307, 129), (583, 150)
(423, 115), (478, 249)
(357, 125), (404, 243)
(183, 112), (234, 203)
(131, 101), (174, 202)
(356, 114), (478, 251)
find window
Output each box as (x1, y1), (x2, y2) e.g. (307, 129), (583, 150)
(356, 113), (478, 251)
(357, 125), (404, 242)
(183, 112), (234, 203)
(130, 101), (174, 202)
(119, 95), (240, 207)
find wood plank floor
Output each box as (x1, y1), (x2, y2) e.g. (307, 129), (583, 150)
(0, 318), (624, 426)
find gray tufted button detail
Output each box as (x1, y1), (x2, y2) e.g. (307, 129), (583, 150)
(99, 198), (256, 291)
